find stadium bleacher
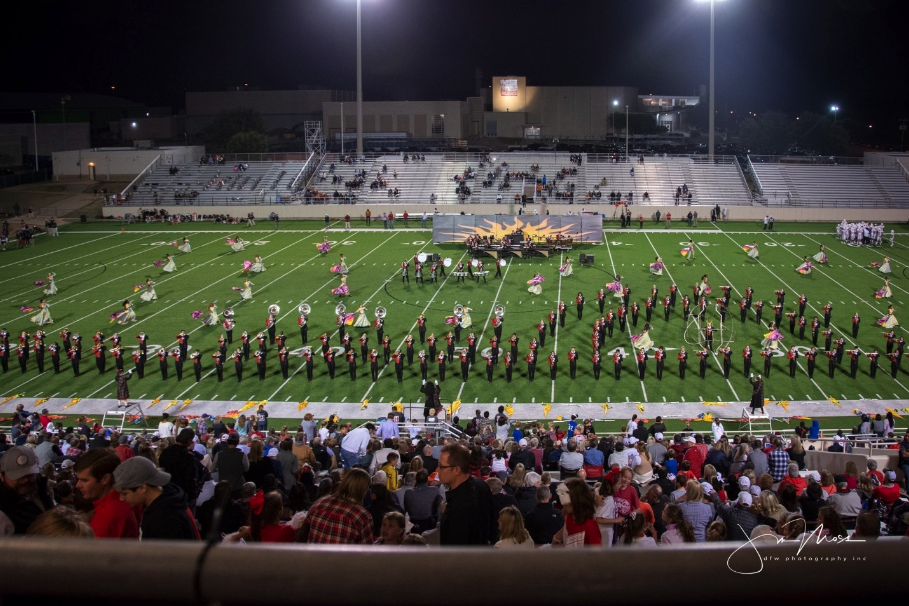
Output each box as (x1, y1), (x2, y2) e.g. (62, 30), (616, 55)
(751, 161), (909, 206)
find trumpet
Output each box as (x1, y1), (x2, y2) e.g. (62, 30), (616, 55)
(375, 306), (387, 319)
(335, 303), (347, 316)
(298, 303), (311, 316)
(268, 304), (280, 316)
(494, 304), (505, 318)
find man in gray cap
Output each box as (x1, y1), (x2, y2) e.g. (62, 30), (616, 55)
(113, 456), (199, 540)
(0, 446), (53, 534)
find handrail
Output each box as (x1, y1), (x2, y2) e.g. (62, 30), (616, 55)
(120, 154), (161, 198)
(896, 160), (909, 185)
(0, 538), (902, 604)
(746, 155), (763, 196)
(287, 152), (317, 191)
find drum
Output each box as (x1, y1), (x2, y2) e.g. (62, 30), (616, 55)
(498, 259), (506, 267)
(417, 253), (428, 263)
(471, 259), (479, 267)
(443, 257), (452, 267)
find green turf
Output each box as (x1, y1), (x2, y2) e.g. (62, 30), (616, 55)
(1, 220), (906, 411)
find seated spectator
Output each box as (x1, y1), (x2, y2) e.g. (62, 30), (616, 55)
(817, 506), (848, 539)
(819, 470), (837, 496)
(777, 462), (807, 496)
(374, 511), (406, 545)
(112, 457), (199, 541)
(25, 506), (94, 538)
(0, 446), (54, 535)
(553, 478), (601, 546)
(524, 485), (562, 546)
(677, 480), (714, 542)
(494, 505), (533, 549)
(798, 482), (826, 528)
(871, 469), (900, 508)
(827, 481), (862, 519)
(621, 510), (657, 548)
(851, 511), (880, 541)
(249, 491), (295, 543)
(304, 467), (373, 544)
(705, 520), (727, 542)
(559, 440), (584, 477)
(753, 491), (788, 527)
(713, 490), (760, 542)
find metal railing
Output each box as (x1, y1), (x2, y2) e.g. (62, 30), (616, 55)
(748, 155), (865, 166)
(0, 169), (53, 190)
(0, 538), (902, 605)
(120, 155), (161, 198)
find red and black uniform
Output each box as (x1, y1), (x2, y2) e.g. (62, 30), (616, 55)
(171, 349), (184, 381)
(112, 346), (124, 373)
(852, 314), (861, 339)
(464, 334), (474, 365)
(826, 350), (837, 378)
(785, 312), (797, 334)
(605, 311), (615, 338)
(485, 354), (494, 382)
(346, 349), (356, 381)
(576, 293), (585, 320)
(721, 347), (731, 379)
(888, 352), (901, 377)
(597, 289), (606, 314)
(636, 350), (647, 380)
(823, 304), (833, 328)
(304, 350), (314, 381)
(538, 320), (547, 348)
(548, 352), (558, 380)
(191, 350), (202, 382)
(806, 348), (817, 379)
(418, 351), (428, 381)
(369, 350), (379, 381)
(663, 296), (671, 322)
(92, 343), (106, 374)
(811, 318), (820, 346)
(742, 346), (752, 377)
(787, 349), (798, 377)
(654, 348), (665, 380)
(682, 296), (690, 320)
(458, 350), (468, 382)
(798, 295), (808, 317)
(866, 351), (879, 379)
(798, 316), (807, 340)
(761, 348), (773, 377)
(417, 315), (426, 343)
(489, 336), (499, 365)
(696, 349), (709, 379)
(567, 349), (578, 379)
(753, 301), (764, 325)
(669, 284), (678, 308)
(558, 302), (567, 328)
(739, 298), (748, 323)
(547, 311), (557, 337)
(644, 298), (653, 323)
(613, 351), (623, 380)
(359, 333), (369, 364)
(617, 305), (627, 332)
(631, 302), (640, 328)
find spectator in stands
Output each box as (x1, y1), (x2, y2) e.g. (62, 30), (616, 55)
(304, 467), (373, 544)
(113, 456), (198, 540)
(851, 511), (880, 541)
(748, 439), (769, 478)
(872, 469), (900, 508)
(0, 446), (54, 535)
(438, 443), (496, 545)
(677, 480), (714, 542)
(524, 485), (561, 545)
(712, 490), (759, 542)
(768, 437), (790, 482)
(827, 481), (862, 519)
(495, 505), (533, 549)
(73, 448), (139, 539)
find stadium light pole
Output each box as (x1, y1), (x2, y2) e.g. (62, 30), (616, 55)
(696, 0), (723, 163)
(356, 0), (363, 159)
(831, 105), (839, 123)
(32, 110), (38, 171)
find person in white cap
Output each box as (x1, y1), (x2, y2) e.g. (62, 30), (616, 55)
(0, 446), (54, 534)
(712, 485), (760, 542)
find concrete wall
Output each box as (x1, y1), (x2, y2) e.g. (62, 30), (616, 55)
(322, 101), (468, 139)
(53, 146), (205, 179)
(103, 203), (909, 224)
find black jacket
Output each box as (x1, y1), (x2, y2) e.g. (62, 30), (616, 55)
(508, 448), (536, 472)
(0, 477), (53, 534)
(440, 476), (496, 546)
(158, 444), (201, 501)
(141, 483), (198, 540)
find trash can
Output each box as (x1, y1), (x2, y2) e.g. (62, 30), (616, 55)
(80, 214), (87, 223)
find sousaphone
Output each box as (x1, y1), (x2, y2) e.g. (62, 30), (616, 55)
(268, 304), (280, 316)
(335, 303), (347, 316)
(375, 306), (387, 319)
(298, 303), (311, 316)
(494, 305), (505, 318)
(454, 304), (464, 317)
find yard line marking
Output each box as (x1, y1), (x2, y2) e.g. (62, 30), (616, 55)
(648, 232), (739, 401)
(0, 232), (128, 274)
(604, 235), (648, 402)
(800, 232), (909, 299)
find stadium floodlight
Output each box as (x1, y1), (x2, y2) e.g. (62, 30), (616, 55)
(831, 105), (840, 122)
(695, 0), (726, 162)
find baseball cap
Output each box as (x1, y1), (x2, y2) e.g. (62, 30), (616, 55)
(60, 459), (75, 470)
(885, 469), (897, 482)
(738, 476), (751, 489)
(555, 483), (571, 506)
(749, 485), (762, 497)
(654, 432), (664, 441)
(0, 447), (40, 480)
(736, 492), (753, 506)
(700, 481), (714, 495)
(519, 438), (528, 447)
(176, 428), (195, 444)
(113, 457), (171, 491)
(118, 434), (129, 444)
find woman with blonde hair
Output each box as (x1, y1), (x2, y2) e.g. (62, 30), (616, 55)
(754, 491), (788, 525)
(237, 415), (249, 436)
(701, 464), (718, 487)
(820, 470), (837, 496)
(844, 461), (859, 490)
(408, 456), (424, 475)
(786, 435), (806, 470)
(506, 463), (526, 492)
(495, 505), (533, 549)
(632, 443), (653, 484)
(27, 506), (94, 538)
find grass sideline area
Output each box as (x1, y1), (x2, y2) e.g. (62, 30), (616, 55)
(1, 217), (908, 425)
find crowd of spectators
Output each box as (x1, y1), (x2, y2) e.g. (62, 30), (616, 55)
(3, 406), (907, 546)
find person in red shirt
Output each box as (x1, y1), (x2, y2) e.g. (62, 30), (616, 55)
(248, 491), (296, 543)
(73, 448), (140, 539)
(114, 434), (136, 462)
(554, 478), (601, 546)
(872, 470), (901, 507)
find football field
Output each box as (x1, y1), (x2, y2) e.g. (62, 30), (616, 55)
(1, 219), (907, 422)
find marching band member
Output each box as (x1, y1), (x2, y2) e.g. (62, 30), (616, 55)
(330, 254), (348, 274)
(878, 305), (899, 329)
(113, 300), (136, 325)
(31, 299), (53, 326)
(401, 259), (410, 283)
(332, 274), (350, 296)
(178, 237), (191, 254)
(742, 242), (759, 260)
(249, 254), (265, 273)
(202, 302), (219, 326)
(354, 304), (370, 328)
(455, 260), (466, 283)
(649, 256), (664, 276)
(162, 253), (177, 273)
(812, 244), (827, 264)
(238, 279), (253, 301)
(875, 277), (892, 299)
(879, 256), (892, 274)
(415, 261), (423, 284)
(317, 236), (331, 253)
(139, 278), (157, 302)
(223, 308), (235, 343)
(631, 323), (653, 352)
(43, 272), (57, 296)
(795, 256), (813, 275)
(559, 257), (574, 277)
(228, 236), (246, 252)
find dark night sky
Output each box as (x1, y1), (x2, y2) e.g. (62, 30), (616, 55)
(6, 0), (908, 131)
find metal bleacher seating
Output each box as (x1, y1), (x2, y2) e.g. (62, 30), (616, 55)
(751, 160), (909, 207)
